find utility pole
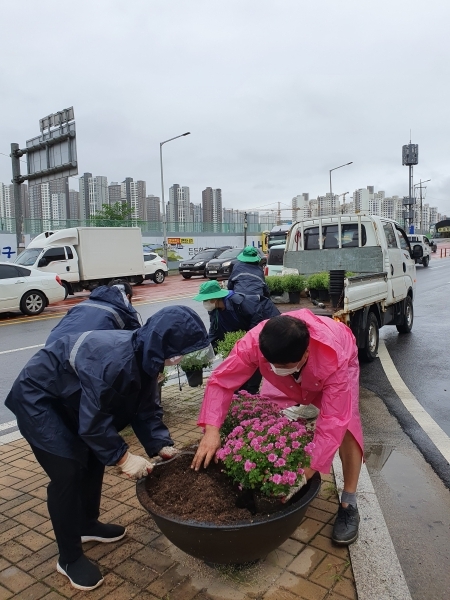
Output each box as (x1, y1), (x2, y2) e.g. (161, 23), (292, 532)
(277, 202), (281, 225)
(10, 143), (25, 252)
(243, 211), (248, 245)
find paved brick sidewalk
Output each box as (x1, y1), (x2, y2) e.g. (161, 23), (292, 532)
(0, 384), (357, 600)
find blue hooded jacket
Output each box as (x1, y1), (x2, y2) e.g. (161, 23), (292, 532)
(227, 261), (270, 297)
(46, 285), (141, 345)
(6, 306), (208, 466)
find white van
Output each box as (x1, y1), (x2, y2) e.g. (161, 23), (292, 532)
(264, 244), (286, 276)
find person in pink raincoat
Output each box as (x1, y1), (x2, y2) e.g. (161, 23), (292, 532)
(191, 309), (363, 545)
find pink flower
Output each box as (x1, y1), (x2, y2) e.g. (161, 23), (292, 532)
(275, 458), (286, 467)
(234, 455), (243, 462)
(283, 447), (291, 455)
(247, 431), (255, 440)
(291, 441), (300, 449)
(271, 474), (282, 484)
(304, 442), (316, 456)
(244, 460), (256, 472)
(267, 453), (277, 463)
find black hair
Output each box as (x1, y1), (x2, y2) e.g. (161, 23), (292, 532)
(259, 315), (310, 364)
(108, 279), (133, 299)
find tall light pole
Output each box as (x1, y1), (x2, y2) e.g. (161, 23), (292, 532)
(413, 178), (431, 233)
(160, 132), (190, 262)
(329, 162), (353, 205)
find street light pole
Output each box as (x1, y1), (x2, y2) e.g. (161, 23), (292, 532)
(413, 178), (431, 233)
(159, 132), (190, 262)
(329, 162), (353, 206)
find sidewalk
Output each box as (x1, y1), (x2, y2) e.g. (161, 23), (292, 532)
(0, 383), (357, 600)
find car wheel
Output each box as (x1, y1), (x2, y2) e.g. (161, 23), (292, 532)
(154, 270), (165, 284)
(422, 255), (429, 267)
(181, 274), (192, 279)
(359, 311), (379, 362)
(20, 290), (46, 316)
(396, 295), (413, 333)
(135, 276), (144, 285)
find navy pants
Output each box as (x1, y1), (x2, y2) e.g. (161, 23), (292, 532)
(31, 445), (104, 564)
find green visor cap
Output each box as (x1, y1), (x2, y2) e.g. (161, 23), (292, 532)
(193, 280), (229, 301)
(237, 246), (260, 263)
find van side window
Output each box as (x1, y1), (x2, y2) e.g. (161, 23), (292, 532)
(42, 247), (66, 262)
(65, 246), (73, 259)
(303, 223), (366, 249)
(382, 223), (398, 249)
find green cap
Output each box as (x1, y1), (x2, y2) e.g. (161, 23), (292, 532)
(237, 246), (260, 263)
(193, 280), (229, 301)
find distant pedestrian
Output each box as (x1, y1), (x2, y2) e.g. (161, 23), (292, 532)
(227, 246), (270, 297)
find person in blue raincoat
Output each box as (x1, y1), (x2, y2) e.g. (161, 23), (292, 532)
(227, 246), (270, 297)
(46, 280), (141, 345)
(5, 306), (211, 592)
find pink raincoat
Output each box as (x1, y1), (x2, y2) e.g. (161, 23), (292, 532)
(198, 309), (363, 473)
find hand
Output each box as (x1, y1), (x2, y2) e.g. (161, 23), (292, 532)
(117, 452), (154, 480)
(303, 467), (316, 481)
(191, 425), (221, 471)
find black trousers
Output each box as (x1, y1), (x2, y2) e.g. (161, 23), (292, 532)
(31, 445), (105, 564)
(236, 369), (262, 395)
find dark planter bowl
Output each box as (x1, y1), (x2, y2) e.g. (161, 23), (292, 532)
(136, 472), (321, 565)
(184, 369), (203, 387)
(317, 289), (330, 302)
(288, 291), (301, 303)
(309, 288), (319, 300)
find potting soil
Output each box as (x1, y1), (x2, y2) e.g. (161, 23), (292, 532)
(142, 454), (255, 525)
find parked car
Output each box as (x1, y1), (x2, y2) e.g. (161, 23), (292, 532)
(142, 252), (168, 284)
(264, 244), (285, 276)
(0, 261), (65, 316)
(178, 247), (232, 278)
(206, 247), (267, 279)
(406, 234), (431, 267)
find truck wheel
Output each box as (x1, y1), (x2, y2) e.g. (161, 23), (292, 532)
(153, 270), (165, 284)
(134, 276), (144, 286)
(396, 296), (413, 333)
(359, 312), (379, 362)
(181, 274), (192, 279)
(422, 256), (429, 267)
(62, 282), (70, 299)
(20, 290), (46, 316)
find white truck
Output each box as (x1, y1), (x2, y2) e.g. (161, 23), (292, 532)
(284, 213), (418, 361)
(15, 227), (146, 297)
(407, 233), (432, 267)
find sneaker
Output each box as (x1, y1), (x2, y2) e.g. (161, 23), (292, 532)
(158, 446), (179, 460)
(332, 504), (360, 545)
(81, 521), (126, 543)
(57, 555), (104, 591)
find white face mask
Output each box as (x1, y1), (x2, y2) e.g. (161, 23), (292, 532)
(203, 300), (217, 312)
(164, 356), (182, 366)
(270, 362), (301, 377)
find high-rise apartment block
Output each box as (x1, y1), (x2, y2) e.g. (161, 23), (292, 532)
(168, 184), (192, 224)
(108, 182), (122, 205)
(121, 178), (146, 221)
(79, 173), (109, 219)
(202, 188), (223, 228)
(143, 195), (161, 224)
(292, 194), (311, 221)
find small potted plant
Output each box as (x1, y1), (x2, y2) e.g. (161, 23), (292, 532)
(179, 348), (213, 387)
(307, 272), (330, 302)
(215, 330), (247, 359)
(281, 274), (307, 304)
(265, 275), (285, 296)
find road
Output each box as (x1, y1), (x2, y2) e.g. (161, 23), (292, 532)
(1, 260), (450, 598)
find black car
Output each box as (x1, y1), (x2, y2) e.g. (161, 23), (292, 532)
(178, 247), (232, 278)
(205, 247), (267, 279)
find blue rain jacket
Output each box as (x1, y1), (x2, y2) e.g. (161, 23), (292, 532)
(227, 261), (270, 297)
(208, 292), (280, 349)
(46, 286), (141, 345)
(6, 306), (208, 466)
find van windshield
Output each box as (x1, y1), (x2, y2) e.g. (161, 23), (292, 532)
(14, 248), (42, 266)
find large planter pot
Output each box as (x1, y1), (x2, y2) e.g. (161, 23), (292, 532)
(136, 472), (321, 565)
(309, 288), (319, 300)
(184, 369), (203, 387)
(288, 291), (301, 303)
(317, 289), (330, 302)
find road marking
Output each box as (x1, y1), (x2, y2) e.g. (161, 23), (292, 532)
(378, 340), (450, 463)
(0, 344), (44, 355)
(0, 420), (17, 431)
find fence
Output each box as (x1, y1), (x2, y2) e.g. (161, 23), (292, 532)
(0, 218), (274, 236)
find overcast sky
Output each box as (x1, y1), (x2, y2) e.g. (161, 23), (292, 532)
(1, 0), (449, 218)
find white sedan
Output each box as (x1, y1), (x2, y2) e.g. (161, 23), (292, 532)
(0, 261), (65, 316)
(143, 253), (168, 284)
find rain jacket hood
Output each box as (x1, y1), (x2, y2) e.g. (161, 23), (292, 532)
(46, 285), (141, 345)
(133, 305), (209, 376)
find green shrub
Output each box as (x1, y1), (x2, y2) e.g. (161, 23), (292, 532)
(266, 275), (284, 295)
(307, 272), (330, 290)
(180, 349), (213, 372)
(280, 274), (307, 292)
(215, 330), (247, 359)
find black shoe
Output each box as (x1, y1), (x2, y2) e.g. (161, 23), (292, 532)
(332, 504), (360, 545)
(57, 555), (104, 591)
(81, 520), (126, 543)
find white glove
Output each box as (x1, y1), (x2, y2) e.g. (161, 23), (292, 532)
(117, 452), (154, 479)
(283, 475), (307, 503)
(282, 404), (319, 421)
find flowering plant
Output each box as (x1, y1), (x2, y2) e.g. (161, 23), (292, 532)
(217, 393), (315, 499)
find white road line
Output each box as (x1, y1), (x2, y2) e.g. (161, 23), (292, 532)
(378, 340), (450, 463)
(0, 344), (44, 355)
(0, 430), (22, 445)
(0, 420), (17, 431)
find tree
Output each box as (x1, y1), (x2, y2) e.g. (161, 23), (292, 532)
(92, 202), (133, 223)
